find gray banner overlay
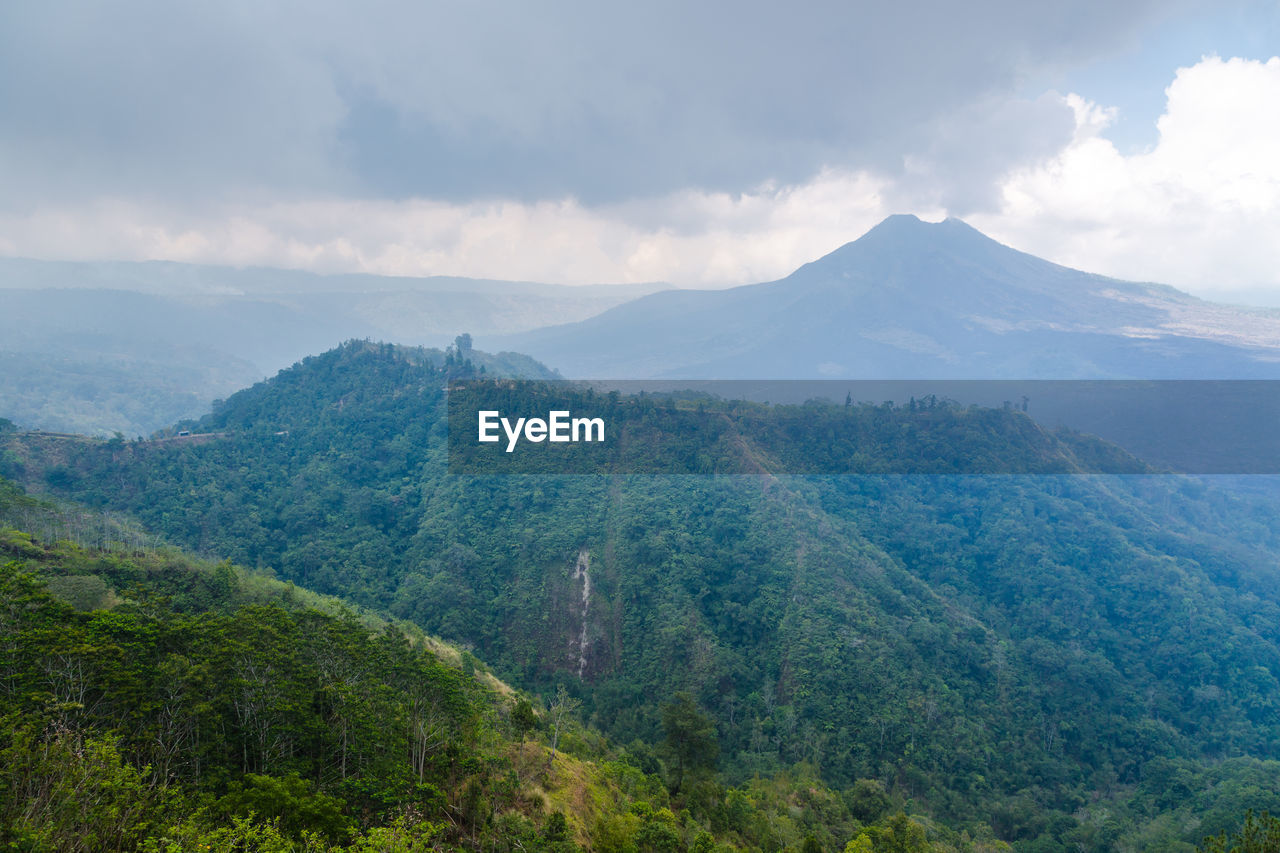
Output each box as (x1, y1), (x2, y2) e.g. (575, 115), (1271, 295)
(447, 380), (1280, 475)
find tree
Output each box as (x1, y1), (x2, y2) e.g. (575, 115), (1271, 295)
(547, 685), (580, 767)
(1200, 811), (1280, 853)
(660, 692), (718, 793)
(512, 697), (538, 740)
(848, 778), (891, 823)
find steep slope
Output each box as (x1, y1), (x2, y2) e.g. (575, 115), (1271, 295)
(8, 343), (1280, 849)
(497, 216), (1280, 378)
(0, 478), (999, 853)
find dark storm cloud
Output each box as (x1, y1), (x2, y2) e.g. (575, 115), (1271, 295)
(888, 92), (1081, 214)
(0, 0), (1190, 209)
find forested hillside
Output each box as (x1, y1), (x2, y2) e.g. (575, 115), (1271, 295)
(4, 478), (1003, 852)
(7, 341), (1280, 850)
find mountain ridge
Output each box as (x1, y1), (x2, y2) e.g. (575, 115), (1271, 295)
(0, 258), (658, 435)
(494, 215), (1280, 379)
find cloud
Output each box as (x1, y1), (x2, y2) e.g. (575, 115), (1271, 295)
(971, 55), (1280, 296)
(7, 56), (1279, 299)
(0, 0), (1175, 208)
(890, 91), (1078, 213)
(0, 171), (903, 286)
(6, 9), (1278, 301)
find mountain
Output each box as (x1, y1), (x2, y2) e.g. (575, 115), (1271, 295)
(4, 476), (920, 852)
(3, 461), (1034, 852)
(494, 215), (1280, 378)
(0, 257), (668, 347)
(0, 257), (665, 435)
(8, 341), (1280, 849)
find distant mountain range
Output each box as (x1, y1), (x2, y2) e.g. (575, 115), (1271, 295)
(494, 215), (1280, 378)
(0, 257), (666, 369)
(0, 258), (662, 434)
(8, 215), (1280, 436)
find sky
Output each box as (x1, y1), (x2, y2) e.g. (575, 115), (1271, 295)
(1, 1), (1278, 302)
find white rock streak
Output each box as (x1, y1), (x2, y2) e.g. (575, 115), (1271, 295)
(571, 548), (591, 679)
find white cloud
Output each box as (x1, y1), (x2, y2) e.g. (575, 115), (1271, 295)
(971, 56), (1280, 299)
(5, 55), (1278, 302)
(0, 171), (906, 287)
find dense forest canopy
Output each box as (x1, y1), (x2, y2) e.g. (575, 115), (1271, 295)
(6, 340), (1280, 851)
(1, 477), (1017, 852)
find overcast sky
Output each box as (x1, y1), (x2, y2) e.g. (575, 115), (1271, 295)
(2, 1), (1279, 301)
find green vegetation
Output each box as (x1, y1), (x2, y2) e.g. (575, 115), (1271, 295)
(1199, 811), (1280, 852)
(1, 481), (1009, 851)
(0, 350), (258, 438)
(0, 337), (553, 438)
(6, 340), (1280, 849)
